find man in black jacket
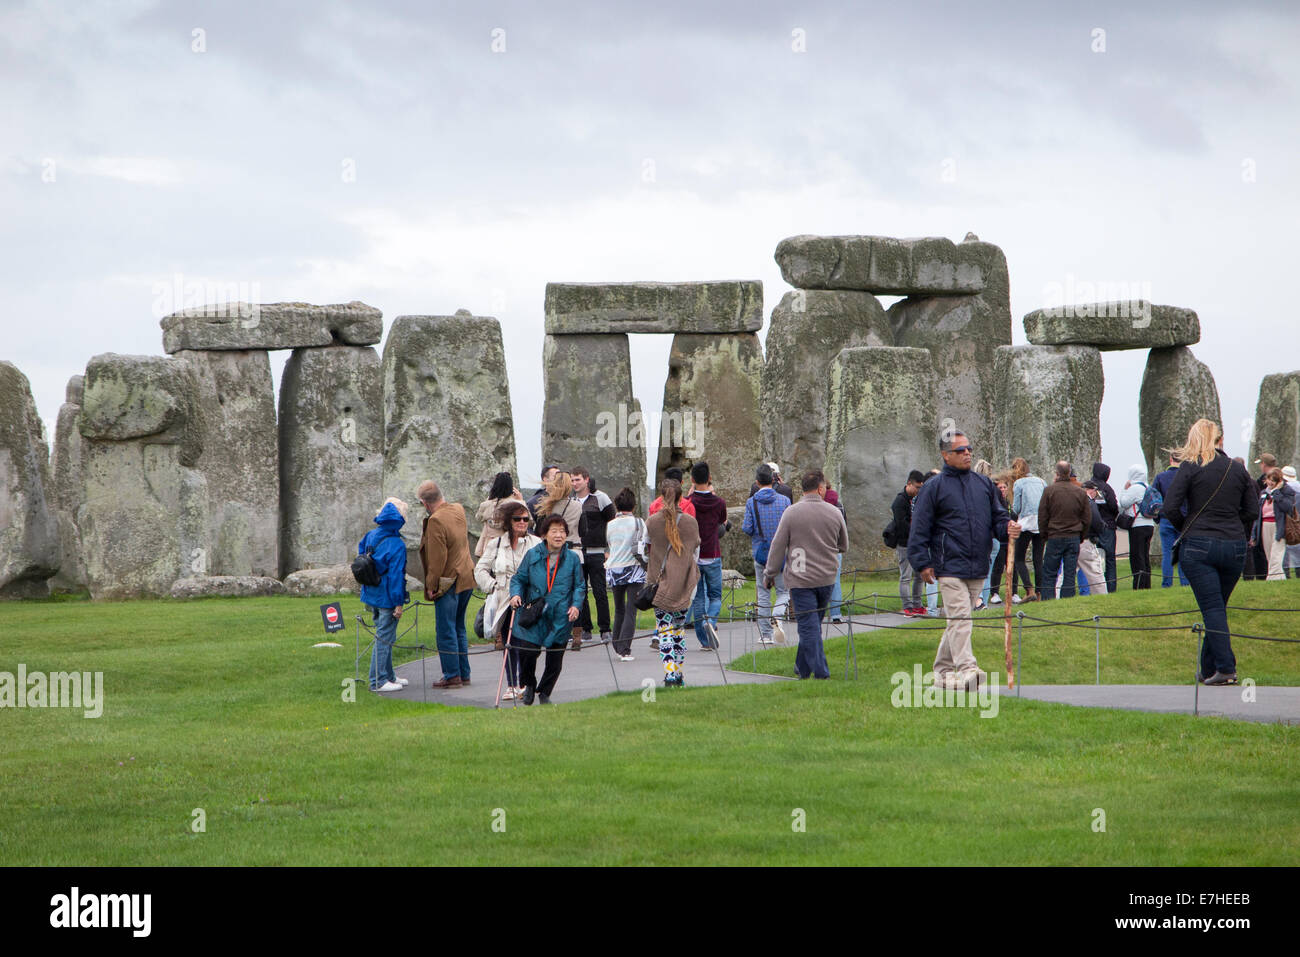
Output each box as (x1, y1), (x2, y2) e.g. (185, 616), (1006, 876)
(1091, 462), (1119, 593)
(891, 470), (927, 616)
(571, 467), (616, 645)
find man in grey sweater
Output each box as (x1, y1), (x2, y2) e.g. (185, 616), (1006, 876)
(763, 470), (849, 680)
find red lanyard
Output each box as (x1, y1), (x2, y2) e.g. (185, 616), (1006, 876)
(546, 552), (559, 592)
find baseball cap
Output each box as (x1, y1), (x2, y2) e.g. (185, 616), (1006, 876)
(1283, 466), (1297, 481)
(1255, 453), (1277, 466)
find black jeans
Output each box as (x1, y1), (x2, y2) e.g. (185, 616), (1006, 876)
(1128, 525), (1154, 589)
(577, 553), (610, 634)
(1097, 526), (1118, 593)
(1041, 537), (1080, 600)
(1179, 536), (1246, 677)
(610, 584), (637, 656)
(1013, 531), (1044, 595)
(989, 540), (1007, 591)
(514, 638), (566, 696)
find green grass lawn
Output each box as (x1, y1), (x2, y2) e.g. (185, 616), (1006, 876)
(1, 582), (1297, 866)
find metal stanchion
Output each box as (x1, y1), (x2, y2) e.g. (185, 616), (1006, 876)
(1016, 611), (1024, 697)
(1094, 614), (1101, 685)
(1192, 623), (1203, 717)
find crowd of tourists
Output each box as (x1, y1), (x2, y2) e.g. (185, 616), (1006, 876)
(355, 418), (1295, 703)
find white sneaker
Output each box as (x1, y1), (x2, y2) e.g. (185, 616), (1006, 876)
(989, 594), (1003, 605)
(773, 622), (787, 645)
(1011, 595), (1023, 605)
(501, 688), (518, 700)
(376, 680), (403, 692)
(395, 676), (409, 686)
(619, 654), (635, 662)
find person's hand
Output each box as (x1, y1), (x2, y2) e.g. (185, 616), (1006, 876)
(424, 587), (434, 601)
(1007, 520), (1021, 540)
(567, 606), (580, 622)
(393, 605), (403, 619)
(920, 568), (937, 585)
(1249, 539), (1256, 547)
(763, 576), (774, 590)
(510, 595), (522, 608)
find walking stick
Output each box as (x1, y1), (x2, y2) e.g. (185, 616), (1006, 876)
(494, 610), (514, 709)
(1004, 535), (1016, 689)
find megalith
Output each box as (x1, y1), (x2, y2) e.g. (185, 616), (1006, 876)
(545, 281), (763, 334)
(775, 235), (998, 295)
(656, 332), (763, 504)
(0, 362), (60, 598)
(161, 301), (382, 353)
(382, 311), (518, 559)
(174, 349), (279, 578)
(885, 239), (1012, 436)
(79, 354), (209, 599)
(279, 345), (383, 577)
(989, 345), (1104, 473)
(1138, 347), (1222, 479)
(824, 347), (937, 573)
(1248, 371), (1300, 471)
(542, 332), (645, 500)
(1024, 303), (1199, 351)
(49, 375), (87, 592)
(760, 290), (893, 479)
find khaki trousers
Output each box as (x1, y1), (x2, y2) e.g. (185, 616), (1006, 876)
(1078, 540), (1108, 594)
(1263, 520), (1285, 580)
(934, 577), (983, 676)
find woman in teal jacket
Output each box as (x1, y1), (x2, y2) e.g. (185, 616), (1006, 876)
(508, 514), (586, 705)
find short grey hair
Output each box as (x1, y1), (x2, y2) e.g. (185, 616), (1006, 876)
(939, 429), (968, 452)
(416, 480), (442, 505)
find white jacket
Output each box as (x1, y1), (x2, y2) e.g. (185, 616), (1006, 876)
(1117, 464), (1155, 529)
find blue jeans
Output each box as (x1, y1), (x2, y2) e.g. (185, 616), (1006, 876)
(435, 587), (473, 681)
(1159, 519), (1189, 587)
(1041, 538), (1079, 600)
(367, 605), (398, 689)
(926, 579), (938, 614)
(690, 558), (723, 648)
(790, 585), (831, 679)
(753, 558), (789, 639)
(1179, 536), (1246, 677)
(827, 553), (843, 619)
(980, 541), (998, 603)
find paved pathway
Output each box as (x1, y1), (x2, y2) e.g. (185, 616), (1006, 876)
(358, 605), (1300, 723)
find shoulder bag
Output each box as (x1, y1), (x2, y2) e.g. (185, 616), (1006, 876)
(1169, 460), (1232, 566)
(634, 548), (671, 612)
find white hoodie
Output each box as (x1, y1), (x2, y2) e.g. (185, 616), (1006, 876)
(1116, 464), (1155, 529)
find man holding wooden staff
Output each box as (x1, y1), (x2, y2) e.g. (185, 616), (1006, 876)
(908, 428), (1021, 691)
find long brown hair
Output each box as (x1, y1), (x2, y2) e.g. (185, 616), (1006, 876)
(498, 500), (531, 548)
(537, 471), (572, 518)
(1010, 458), (1029, 481)
(659, 478), (683, 555)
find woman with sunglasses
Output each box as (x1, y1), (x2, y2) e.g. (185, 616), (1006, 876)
(474, 500), (541, 700)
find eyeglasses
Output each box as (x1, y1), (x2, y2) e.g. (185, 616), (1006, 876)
(947, 446), (973, 454)
(511, 517), (531, 523)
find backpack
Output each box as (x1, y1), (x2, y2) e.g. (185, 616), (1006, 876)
(351, 548), (382, 587)
(1139, 482), (1163, 520)
(882, 517), (899, 549)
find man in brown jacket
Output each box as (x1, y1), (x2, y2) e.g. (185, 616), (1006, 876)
(418, 480), (477, 687)
(1037, 461), (1091, 600)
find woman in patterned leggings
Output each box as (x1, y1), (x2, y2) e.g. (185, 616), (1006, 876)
(644, 479), (701, 687)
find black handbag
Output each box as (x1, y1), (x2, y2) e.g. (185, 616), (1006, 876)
(634, 550), (670, 611)
(517, 548), (563, 627)
(351, 549), (381, 587)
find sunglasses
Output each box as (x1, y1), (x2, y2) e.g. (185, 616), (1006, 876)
(511, 517), (531, 523)
(948, 446), (973, 454)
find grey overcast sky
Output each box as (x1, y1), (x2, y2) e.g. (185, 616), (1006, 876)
(3, 0), (1297, 485)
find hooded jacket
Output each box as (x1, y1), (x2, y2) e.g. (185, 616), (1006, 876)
(908, 465), (1010, 579)
(742, 485), (791, 559)
(1117, 465), (1155, 529)
(1091, 463), (1119, 528)
(358, 502), (410, 610)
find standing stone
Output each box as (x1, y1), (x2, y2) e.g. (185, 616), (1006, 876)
(174, 350), (278, 578)
(49, 375), (87, 592)
(161, 301), (382, 353)
(655, 332), (763, 503)
(719, 505), (755, 575)
(760, 290), (893, 479)
(542, 332), (645, 504)
(775, 234), (998, 295)
(989, 346), (1104, 473)
(1139, 347), (1222, 480)
(886, 239), (1011, 437)
(0, 362), (60, 598)
(1024, 303), (1200, 351)
(279, 345), (382, 577)
(79, 354), (209, 599)
(1248, 371), (1300, 471)
(382, 312), (518, 561)
(824, 348), (937, 573)
(545, 282), (763, 334)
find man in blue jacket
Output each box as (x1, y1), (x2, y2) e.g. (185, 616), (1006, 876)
(358, 498), (411, 693)
(908, 430), (1019, 690)
(743, 463), (791, 645)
